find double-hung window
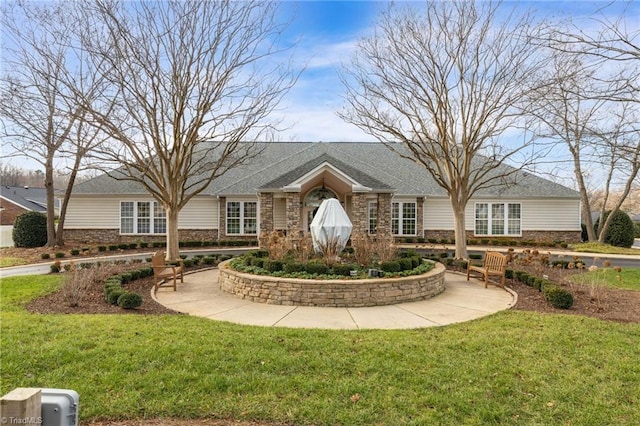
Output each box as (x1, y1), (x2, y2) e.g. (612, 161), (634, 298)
(368, 201), (378, 234)
(475, 202), (521, 236)
(392, 201), (416, 236)
(120, 201), (166, 234)
(226, 201), (257, 235)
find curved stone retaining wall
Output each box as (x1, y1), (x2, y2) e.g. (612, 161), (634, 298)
(218, 260), (446, 307)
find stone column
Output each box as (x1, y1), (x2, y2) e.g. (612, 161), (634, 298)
(351, 193), (368, 235)
(377, 193), (392, 235)
(417, 197), (424, 238)
(259, 192), (274, 247)
(219, 196), (227, 239)
(285, 192), (301, 235)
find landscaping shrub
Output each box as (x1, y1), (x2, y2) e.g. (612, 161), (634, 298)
(107, 288), (127, 305)
(202, 256), (217, 265)
(41, 253), (50, 260)
(117, 292), (143, 309)
(70, 249), (80, 256)
(139, 242), (148, 248)
(505, 269), (514, 279)
(251, 257), (265, 268)
(332, 263), (358, 277)
(595, 210), (635, 248)
(119, 272), (133, 284)
(398, 258), (413, 271)
(283, 262), (306, 273)
(183, 259), (194, 268)
(543, 285), (574, 309)
(98, 246), (107, 252)
(12, 211), (47, 248)
(380, 260), (401, 273)
(55, 252), (65, 258)
(50, 261), (61, 273)
(410, 256), (421, 269)
(108, 245), (118, 251)
(264, 260), (283, 272)
(305, 262), (329, 275)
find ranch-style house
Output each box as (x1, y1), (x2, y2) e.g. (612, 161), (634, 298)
(63, 142), (582, 245)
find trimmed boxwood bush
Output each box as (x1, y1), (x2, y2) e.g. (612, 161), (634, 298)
(305, 262), (329, 275)
(264, 260), (284, 272)
(332, 263), (358, 277)
(283, 262), (306, 273)
(398, 258), (413, 271)
(117, 292), (143, 309)
(70, 249), (80, 256)
(543, 285), (574, 309)
(202, 256), (217, 265)
(55, 252), (65, 258)
(380, 261), (401, 273)
(107, 288), (127, 305)
(41, 253), (50, 260)
(13, 211), (47, 248)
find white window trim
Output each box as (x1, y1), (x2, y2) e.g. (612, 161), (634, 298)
(226, 200), (258, 236)
(392, 200), (417, 236)
(474, 202), (522, 237)
(368, 201), (378, 234)
(119, 200), (166, 235)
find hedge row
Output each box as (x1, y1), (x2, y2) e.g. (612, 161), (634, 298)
(511, 269), (574, 309)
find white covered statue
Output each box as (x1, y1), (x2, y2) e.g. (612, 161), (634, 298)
(309, 198), (353, 255)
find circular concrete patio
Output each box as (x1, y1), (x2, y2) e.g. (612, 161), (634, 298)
(153, 269), (515, 330)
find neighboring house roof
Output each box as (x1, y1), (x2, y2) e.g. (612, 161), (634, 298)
(0, 186), (57, 212)
(71, 142), (580, 199)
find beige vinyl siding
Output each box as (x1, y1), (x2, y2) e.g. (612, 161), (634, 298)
(424, 198), (456, 230)
(274, 197), (286, 229)
(178, 197), (218, 229)
(520, 199), (581, 230)
(65, 196), (219, 230)
(423, 198), (580, 231)
(65, 197), (120, 228)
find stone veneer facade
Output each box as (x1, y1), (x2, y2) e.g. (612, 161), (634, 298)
(218, 260), (446, 307)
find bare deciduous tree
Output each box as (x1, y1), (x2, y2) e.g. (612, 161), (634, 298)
(340, 1), (545, 258)
(0, 1), (105, 246)
(79, 0), (298, 260)
(535, 3), (640, 243)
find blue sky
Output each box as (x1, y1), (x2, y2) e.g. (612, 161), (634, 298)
(4, 0), (638, 172)
(275, 0), (639, 143)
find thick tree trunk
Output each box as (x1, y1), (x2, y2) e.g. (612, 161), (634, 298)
(165, 206), (180, 261)
(451, 200), (468, 259)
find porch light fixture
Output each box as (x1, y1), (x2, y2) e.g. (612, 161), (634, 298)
(317, 178), (332, 201)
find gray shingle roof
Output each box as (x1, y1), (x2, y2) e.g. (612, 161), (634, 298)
(0, 186), (58, 212)
(72, 142), (579, 198)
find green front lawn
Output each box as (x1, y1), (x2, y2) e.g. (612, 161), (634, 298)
(1, 275), (639, 425)
(569, 268), (640, 291)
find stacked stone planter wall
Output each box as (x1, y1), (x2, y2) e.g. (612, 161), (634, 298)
(218, 260), (446, 307)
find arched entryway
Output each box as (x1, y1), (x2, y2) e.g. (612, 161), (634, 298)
(303, 185), (338, 231)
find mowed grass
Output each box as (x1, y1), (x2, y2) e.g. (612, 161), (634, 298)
(570, 242), (639, 256)
(1, 276), (639, 425)
(569, 268), (640, 291)
(0, 257), (28, 268)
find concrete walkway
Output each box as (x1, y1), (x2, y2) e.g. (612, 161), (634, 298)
(153, 269), (516, 330)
